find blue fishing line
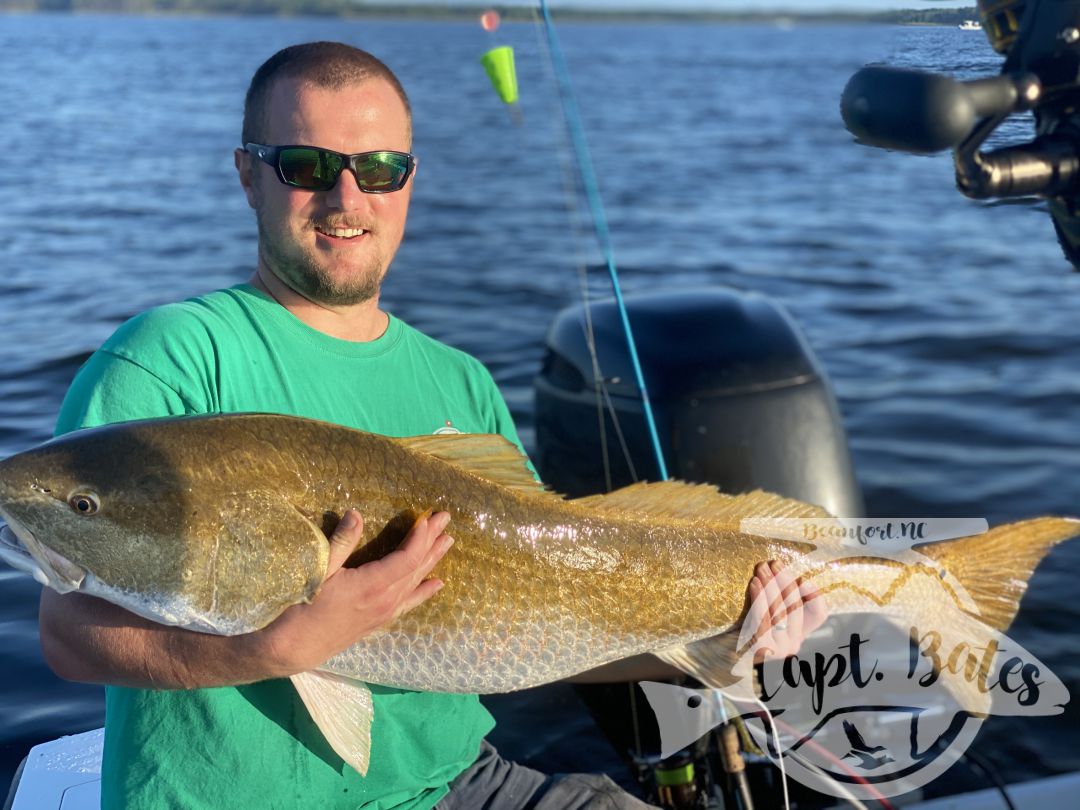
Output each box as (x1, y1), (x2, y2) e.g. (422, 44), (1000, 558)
(537, 0), (670, 482)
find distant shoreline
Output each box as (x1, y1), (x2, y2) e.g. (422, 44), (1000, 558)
(0, 3), (979, 26)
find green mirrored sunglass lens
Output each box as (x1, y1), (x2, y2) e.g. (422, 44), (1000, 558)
(279, 149), (340, 188)
(355, 153), (408, 189)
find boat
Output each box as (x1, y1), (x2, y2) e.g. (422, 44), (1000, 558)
(959, 20), (983, 30)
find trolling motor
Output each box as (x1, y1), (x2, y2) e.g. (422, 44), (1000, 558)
(840, 0), (1080, 268)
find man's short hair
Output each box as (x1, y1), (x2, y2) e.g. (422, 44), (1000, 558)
(241, 41), (412, 145)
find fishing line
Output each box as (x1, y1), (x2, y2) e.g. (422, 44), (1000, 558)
(786, 751), (871, 810)
(535, 0), (669, 482)
(738, 700), (899, 810)
(735, 691), (792, 810)
(772, 716), (896, 809)
(958, 748), (1017, 810)
(528, 6), (638, 490)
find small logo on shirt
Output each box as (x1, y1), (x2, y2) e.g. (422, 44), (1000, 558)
(433, 420), (462, 435)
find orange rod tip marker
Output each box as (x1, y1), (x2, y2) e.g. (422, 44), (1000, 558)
(480, 9), (501, 33)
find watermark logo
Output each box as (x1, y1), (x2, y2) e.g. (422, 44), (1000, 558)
(641, 517), (1070, 800)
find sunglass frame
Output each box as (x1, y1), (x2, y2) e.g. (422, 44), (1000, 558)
(244, 143), (416, 193)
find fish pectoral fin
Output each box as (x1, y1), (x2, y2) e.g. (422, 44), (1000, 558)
(290, 670), (375, 776)
(654, 632), (746, 695)
(573, 483), (831, 526)
(207, 494), (328, 631)
(398, 434), (546, 496)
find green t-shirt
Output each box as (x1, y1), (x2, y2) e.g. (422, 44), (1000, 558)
(55, 284), (524, 810)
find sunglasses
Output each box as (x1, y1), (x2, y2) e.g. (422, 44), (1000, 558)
(244, 143), (416, 193)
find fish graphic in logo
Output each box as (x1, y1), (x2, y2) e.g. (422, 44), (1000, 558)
(642, 516), (1072, 800)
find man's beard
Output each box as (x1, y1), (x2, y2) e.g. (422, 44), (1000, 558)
(257, 217), (383, 306)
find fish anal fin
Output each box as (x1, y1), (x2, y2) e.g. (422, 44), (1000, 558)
(574, 482), (832, 526)
(654, 632), (744, 694)
(290, 670), (374, 776)
(398, 434), (546, 496)
(918, 517), (1080, 630)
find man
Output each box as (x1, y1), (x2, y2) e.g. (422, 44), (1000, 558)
(39, 42), (821, 809)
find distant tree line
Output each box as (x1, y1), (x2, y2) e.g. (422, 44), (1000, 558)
(878, 8), (978, 25)
(0, 0), (979, 25)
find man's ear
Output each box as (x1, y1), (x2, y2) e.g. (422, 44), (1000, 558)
(235, 148), (258, 210)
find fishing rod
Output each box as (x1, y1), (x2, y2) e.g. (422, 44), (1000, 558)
(534, 0), (670, 483)
(840, 0), (1080, 269)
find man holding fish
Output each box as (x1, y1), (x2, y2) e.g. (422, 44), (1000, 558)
(32, 42), (822, 809)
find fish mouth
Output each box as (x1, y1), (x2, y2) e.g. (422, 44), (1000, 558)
(0, 506), (85, 592)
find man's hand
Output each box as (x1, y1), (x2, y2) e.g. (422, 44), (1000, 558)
(746, 560), (826, 663)
(254, 509), (454, 677)
(40, 509), (454, 689)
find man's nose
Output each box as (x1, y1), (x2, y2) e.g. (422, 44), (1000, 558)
(324, 169), (370, 210)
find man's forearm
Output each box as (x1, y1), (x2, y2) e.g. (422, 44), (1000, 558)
(39, 589), (276, 690)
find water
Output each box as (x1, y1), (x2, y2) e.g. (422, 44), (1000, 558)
(1, 13), (1079, 799)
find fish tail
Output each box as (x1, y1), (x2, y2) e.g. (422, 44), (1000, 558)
(919, 517), (1080, 630)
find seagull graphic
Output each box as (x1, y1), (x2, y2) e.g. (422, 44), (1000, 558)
(840, 720), (896, 770)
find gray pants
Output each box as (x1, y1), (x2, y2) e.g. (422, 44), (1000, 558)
(435, 741), (660, 810)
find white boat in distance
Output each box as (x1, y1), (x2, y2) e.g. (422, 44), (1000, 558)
(959, 19), (983, 30)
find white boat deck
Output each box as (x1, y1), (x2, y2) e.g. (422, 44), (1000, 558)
(5, 729), (102, 810)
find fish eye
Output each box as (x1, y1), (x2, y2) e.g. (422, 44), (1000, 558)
(68, 492), (100, 516)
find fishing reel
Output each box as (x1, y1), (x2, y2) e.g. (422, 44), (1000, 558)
(840, 0), (1080, 269)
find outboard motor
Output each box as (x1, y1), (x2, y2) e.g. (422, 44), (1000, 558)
(534, 288), (863, 517)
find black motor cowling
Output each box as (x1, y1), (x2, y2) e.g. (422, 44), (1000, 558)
(534, 288), (863, 517)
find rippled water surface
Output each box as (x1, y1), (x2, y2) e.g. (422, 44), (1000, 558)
(1, 13), (1078, 798)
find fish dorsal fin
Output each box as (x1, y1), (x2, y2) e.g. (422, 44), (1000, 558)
(399, 433), (547, 496)
(572, 482), (832, 525)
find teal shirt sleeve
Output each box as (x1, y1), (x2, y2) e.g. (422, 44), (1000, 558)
(54, 306), (218, 436)
(55, 351), (194, 436)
